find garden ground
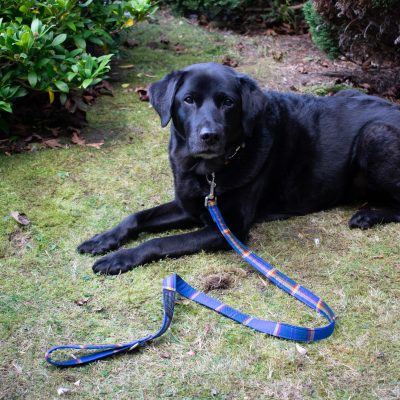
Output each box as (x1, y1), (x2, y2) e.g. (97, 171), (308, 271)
(0, 11), (399, 400)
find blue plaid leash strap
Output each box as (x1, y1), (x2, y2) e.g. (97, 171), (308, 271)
(45, 174), (335, 367)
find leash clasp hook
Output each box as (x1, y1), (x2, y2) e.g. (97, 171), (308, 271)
(205, 172), (216, 207)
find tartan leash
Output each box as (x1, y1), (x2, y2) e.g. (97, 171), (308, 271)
(45, 173), (335, 367)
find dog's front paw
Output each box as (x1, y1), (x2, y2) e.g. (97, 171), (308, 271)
(92, 249), (135, 275)
(77, 231), (121, 255)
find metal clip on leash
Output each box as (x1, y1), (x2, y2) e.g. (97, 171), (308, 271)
(205, 172), (217, 206)
(45, 172), (335, 367)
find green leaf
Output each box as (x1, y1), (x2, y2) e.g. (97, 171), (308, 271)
(69, 48), (83, 57)
(81, 78), (93, 89)
(66, 72), (77, 81)
(0, 100), (12, 113)
(54, 81), (69, 93)
(88, 36), (103, 46)
(21, 31), (31, 45)
(59, 93), (67, 105)
(79, 0), (94, 7)
(28, 71), (38, 88)
(67, 21), (76, 32)
(74, 36), (86, 49)
(37, 58), (50, 68)
(51, 34), (67, 47)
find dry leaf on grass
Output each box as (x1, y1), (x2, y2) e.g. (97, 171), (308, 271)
(10, 211), (30, 226)
(43, 138), (63, 149)
(222, 55), (239, 68)
(135, 86), (149, 102)
(71, 130), (85, 146)
(86, 140), (104, 149)
(74, 298), (90, 306)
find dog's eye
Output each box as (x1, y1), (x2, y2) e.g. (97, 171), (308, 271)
(184, 96), (194, 104)
(223, 98), (234, 107)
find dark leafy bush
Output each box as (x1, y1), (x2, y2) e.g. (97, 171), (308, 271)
(303, 1), (339, 59)
(0, 0), (156, 126)
(163, 0), (301, 27)
(304, 0), (400, 64)
(164, 0), (244, 15)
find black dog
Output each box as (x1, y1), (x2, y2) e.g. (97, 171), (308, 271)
(78, 62), (400, 274)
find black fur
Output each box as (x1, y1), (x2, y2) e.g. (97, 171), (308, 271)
(78, 63), (400, 274)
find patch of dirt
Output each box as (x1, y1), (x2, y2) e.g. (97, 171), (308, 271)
(203, 272), (234, 292)
(8, 230), (32, 255)
(231, 32), (400, 101)
(0, 81), (113, 154)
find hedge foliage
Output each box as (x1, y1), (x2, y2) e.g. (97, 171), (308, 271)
(0, 0), (155, 119)
(304, 1), (400, 64)
(164, 0), (299, 23)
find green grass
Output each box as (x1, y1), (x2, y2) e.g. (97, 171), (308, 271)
(1, 13), (399, 400)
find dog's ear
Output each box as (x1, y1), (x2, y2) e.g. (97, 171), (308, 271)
(149, 70), (185, 128)
(238, 74), (265, 137)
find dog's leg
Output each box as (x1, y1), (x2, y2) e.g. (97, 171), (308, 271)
(77, 201), (198, 255)
(350, 122), (400, 229)
(91, 226), (229, 274)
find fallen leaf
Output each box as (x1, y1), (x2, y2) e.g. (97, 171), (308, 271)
(74, 298), (89, 306)
(82, 95), (95, 105)
(10, 212), (30, 226)
(187, 350), (196, 356)
(121, 83), (130, 89)
(43, 138), (63, 149)
(86, 140), (104, 149)
(71, 130), (85, 146)
(135, 86), (149, 102)
(48, 127), (61, 137)
(174, 43), (186, 54)
(64, 98), (77, 113)
(100, 80), (113, 94)
(222, 55), (238, 68)
(296, 343), (307, 356)
(160, 352), (171, 359)
(266, 28), (278, 36)
(119, 65), (135, 71)
(57, 387), (70, 395)
(12, 362), (23, 374)
(73, 380), (81, 386)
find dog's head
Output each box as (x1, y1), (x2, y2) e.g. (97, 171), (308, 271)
(149, 63), (264, 169)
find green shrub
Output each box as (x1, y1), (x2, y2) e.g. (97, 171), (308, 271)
(302, 1), (339, 59)
(164, 0), (244, 15)
(0, 0), (155, 123)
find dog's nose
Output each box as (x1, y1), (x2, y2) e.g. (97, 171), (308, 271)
(200, 130), (220, 145)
